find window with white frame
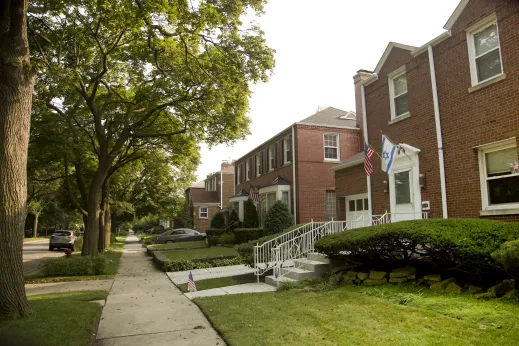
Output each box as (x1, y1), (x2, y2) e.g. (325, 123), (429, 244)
(324, 134), (339, 161)
(199, 207), (208, 218)
(256, 153), (262, 177)
(282, 191), (289, 207)
(326, 191), (336, 221)
(237, 166), (242, 184)
(467, 15), (503, 86)
(245, 160), (250, 181)
(283, 136), (292, 164)
(389, 68), (409, 119)
(478, 140), (519, 210)
(269, 145), (275, 171)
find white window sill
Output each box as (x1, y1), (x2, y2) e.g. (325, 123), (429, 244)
(324, 159), (340, 163)
(480, 207), (519, 216)
(469, 73), (506, 93)
(389, 112), (411, 125)
(199, 217), (208, 219)
(283, 162), (292, 166)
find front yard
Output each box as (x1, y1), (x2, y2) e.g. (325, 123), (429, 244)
(155, 246), (238, 262)
(195, 284), (519, 346)
(0, 291), (107, 346)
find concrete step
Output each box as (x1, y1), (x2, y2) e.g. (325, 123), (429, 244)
(307, 252), (329, 262)
(265, 275), (298, 287)
(293, 259), (330, 275)
(281, 267), (320, 281)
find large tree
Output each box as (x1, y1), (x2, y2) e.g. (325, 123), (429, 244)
(29, 0), (274, 256)
(0, 0), (34, 318)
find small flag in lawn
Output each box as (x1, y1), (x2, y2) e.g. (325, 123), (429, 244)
(249, 184), (260, 203)
(364, 142), (374, 176)
(188, 271), (197, 292)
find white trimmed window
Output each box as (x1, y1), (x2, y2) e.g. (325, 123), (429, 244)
(326, 191), (337, 221)
(478, 139), (519, 212)
(467, 14), (503, 86)
(389, 67), (409, 119)
(237, 166), (242, 184)
(199, 207), (208, 219)
(283, 136), (292, 164)
(324, 134), (339, 161)
(256, 153), (262, 177)
(245, 160), (250, 181)
(269, 145), (275, 171)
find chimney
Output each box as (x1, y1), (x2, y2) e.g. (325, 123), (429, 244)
(221, 160), (234, 170)
(353, 70), (374, 149)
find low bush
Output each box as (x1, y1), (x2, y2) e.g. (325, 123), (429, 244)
(205, 228), (228, 246)
(228, 209), (240, 230)
(206, 228), (265, 245)
(264, 201), (293, 235)
(40, 255), (109, 276)
(233, 228), (264, 244)
(492, 239), (519, 277)
(211, 212), (226, 229)
(163, 256), (245, 272)
(315, 219), (519, 277)
(242, 199), (259, 228)
(218, 233), (236, 245)
(74, 236), (84, 252)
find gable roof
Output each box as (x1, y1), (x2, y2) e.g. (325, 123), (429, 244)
(373, 42), (417, 75)
(190, 189), (219, 204)
(234, 189), (249, 197)
(444, 0), (470, 30)
(332, 152), (364, 171)
(297, 107), (358, 129)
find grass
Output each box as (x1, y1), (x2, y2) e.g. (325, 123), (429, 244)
(25, 236), (127, 284)
(149, 240), (208, 251)
(0, 291), (107, 346)
(178, 274), (257, 293)
(23, 237), (49, 243)
(195, 284), (519, 346)
(155, 246), (238, 261)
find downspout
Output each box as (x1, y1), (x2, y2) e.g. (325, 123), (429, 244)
(292, 125), (297, 224)
(220, 171), (223, 210)
(361, 84), (373, 222)
(428, 45), (448, 219)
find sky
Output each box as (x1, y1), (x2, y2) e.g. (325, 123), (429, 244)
(195, 0), (461, 181)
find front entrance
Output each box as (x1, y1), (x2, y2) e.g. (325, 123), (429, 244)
(388, 144), (422, 222)
(345, 193), (370, 228)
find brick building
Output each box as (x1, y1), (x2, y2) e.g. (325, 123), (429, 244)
(334, 0), (519, 224)
(231, 107), (361, 225)
(185, 162), (235, 231)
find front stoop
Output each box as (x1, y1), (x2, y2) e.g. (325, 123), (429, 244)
(264, 253), (330, 287)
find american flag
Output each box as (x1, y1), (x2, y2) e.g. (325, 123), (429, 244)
(188, 271), (197, 292)
(364, 142), (374, 176)
(249, 184), (260, 203)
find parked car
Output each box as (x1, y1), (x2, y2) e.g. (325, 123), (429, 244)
(155, 228), (206, 244)
(49, 230), (76, 251)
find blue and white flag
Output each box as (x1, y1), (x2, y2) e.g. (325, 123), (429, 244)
(381, 135), (397, 174)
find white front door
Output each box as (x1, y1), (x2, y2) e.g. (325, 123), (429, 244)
(345, 193), (370, 228)
(392, 169), (415, 221)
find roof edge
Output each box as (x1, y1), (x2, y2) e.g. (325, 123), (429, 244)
(373, 42), (418, 75)
(411, 31), (452, 57)
(444, 0), (470, 30)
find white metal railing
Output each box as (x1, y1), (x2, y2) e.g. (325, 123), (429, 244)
(254, 212), (429, 282)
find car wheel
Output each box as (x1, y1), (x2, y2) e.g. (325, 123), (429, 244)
(166, 240), (174, 244)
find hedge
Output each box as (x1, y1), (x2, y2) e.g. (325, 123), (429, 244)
(163, 256), (246, 272)
(40, 255), (109, 276)
(314, 218), (519, 276)
(264, 201), (293, 235)
(492, 239), (519, 277)
(206, 228), (264, 245)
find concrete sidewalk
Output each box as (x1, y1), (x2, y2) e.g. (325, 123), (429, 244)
(185, 283), (276, 300)
(96, 233), (224, 346)
(167, 265), (255, 285)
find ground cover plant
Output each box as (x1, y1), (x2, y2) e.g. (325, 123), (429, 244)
(195, 284), (519, 346)
(0, 291), (107, 346)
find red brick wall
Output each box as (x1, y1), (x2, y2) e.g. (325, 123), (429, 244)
(192, 205), (219, 232)
(334, 164), (368, 220)
(220, 173), (235, 208)
(296, 125), (361, 222)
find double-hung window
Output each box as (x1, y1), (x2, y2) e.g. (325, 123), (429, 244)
(245, 160), (250, 181)
(256, 153), (262, 177)
(283, 136), (292, 164)
(478, 139), (519, 212)
(237, 165), (242, 184)
(467, 14), (503, 86)
(389, 67), (409, 119)
(324, 134), (339, 161)
(199, 207), (208, 219)
(269, 145), (276, 171)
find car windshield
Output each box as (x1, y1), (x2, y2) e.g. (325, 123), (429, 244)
(180, 229), (197, 234)
(53, 231), (71, 236)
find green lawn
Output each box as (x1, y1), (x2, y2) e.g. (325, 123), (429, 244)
(23, 237), (49, 243)
(195, 284), (519, 346)
(25, 237), (126, 284)
(156, 246), (238, 261)
(150, 240), (208, 251)
(0, 291), (107, 346)
(178, 274), (257, 293)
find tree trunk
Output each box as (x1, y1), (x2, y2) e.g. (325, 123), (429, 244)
(105, 201), (111, 248)
(32, 213), (39, 238)
(98, 178), (110, 252)
(0, 0), (34, 318)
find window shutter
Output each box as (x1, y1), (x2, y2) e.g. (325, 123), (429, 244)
(260, 151), (263, 174)
(235, 166), (238, 185)
(249, 158), (252, 179)
(288, 135), (292, 162)
(273, 143), (278, 168)
(266, 149), (269, 170)
(281, 139), (285, 165)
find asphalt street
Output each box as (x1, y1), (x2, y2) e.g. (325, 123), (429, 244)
(23, 240), (64, 276)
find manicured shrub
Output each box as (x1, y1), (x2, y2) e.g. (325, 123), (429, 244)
(315, 219), (519, 276)
(234, 228), (264, 244)
(228, 209), (240, 230)
(40, 255), (109, 276)
(492, 239), (519, 277)
(211, 212), (226, 229)
(264, 201), (293, 235)
(242, 199), (259, 228)
(218, 233), (236, 245)
(163, 256), (245, 272)
(205, 228), (228, 246)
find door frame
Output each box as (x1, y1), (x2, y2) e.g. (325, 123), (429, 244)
(345, 193), (370, 227)
(388, 144), (422, 217)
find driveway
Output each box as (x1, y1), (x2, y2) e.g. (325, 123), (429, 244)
(23, 239), (64, 276)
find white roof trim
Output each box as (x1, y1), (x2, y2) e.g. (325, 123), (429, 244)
(373, 42), (417, 75)
(331, 158), (364, 171)
(444, 0), (470, 30)
(411, 31), (452, 57)
(295, 122), (360, 130)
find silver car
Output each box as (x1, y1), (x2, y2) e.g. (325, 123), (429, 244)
(49, 230), (76, 251)
(155, 228), (206, 244)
